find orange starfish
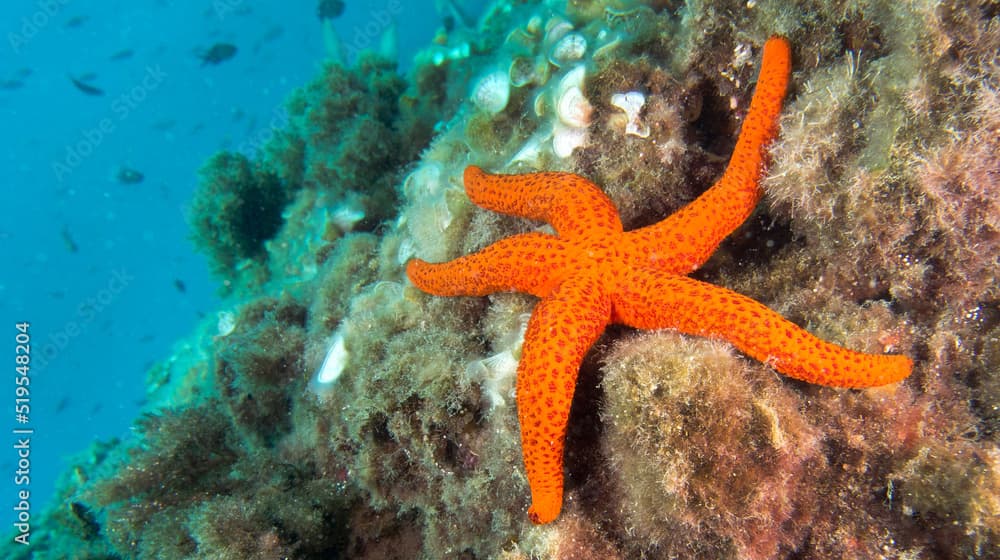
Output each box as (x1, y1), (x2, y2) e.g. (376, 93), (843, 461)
(406, 36), (912, 524)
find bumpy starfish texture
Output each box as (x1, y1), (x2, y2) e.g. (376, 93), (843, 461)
(406, 36), (912, 525)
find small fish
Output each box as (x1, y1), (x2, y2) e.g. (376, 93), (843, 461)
(68, 75), (104, 96)
(151, 118), (177, 131)
(70, 502), (101, 540)
(173, 279), (186, 293)
(60, 225), (79, 253)
(55, 396), (71, 413)
(197, 43), (237, 66)
(110, 48), (134, 61)
(254, 25), (283, 50)
(0, 79), (24, 90)
(65, 15), (89, 28)
(253, 25), (284, 52)
(116, 166), (145, 184)
(317, 0), (345, 20)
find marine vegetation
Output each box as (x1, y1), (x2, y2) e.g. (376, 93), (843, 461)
(190, 152), (289, 277)
(7, 1), (998, 559)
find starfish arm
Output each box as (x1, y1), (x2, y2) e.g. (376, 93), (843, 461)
(612, 270), (912, 388)
(627, 36), (792, 274)
(517, 272), (611, 524)
(406, 233), (572, 298)
(463, 165), (623, 241)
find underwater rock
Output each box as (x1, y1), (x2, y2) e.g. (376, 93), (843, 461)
(602, 333), (824, 559)
(215, 295), (307, 444)
(11, 0), (1000, 558)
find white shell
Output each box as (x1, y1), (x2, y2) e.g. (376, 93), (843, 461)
(310, 329), (350, 397)
(555, 66), (592, 128)
(217, 311), (236, 337)
(330, 197), (365, 231)
(557, 85), (592, 128)
(510, 56), (549, 88)
(402, 163), (455, 261)
(466, 350), (518, 410)
(508, 130), (547, 167)
(316, 332), (347, 384)
(403, 162), (443, 200)
(549, 32), (587, 66)
(543, 17), (574, 47)
(610, 91), (651, 138)
(471, 69), (510, 114)
(552, 121), (589, 158)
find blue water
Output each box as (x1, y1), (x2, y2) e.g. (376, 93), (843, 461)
(1, 0), (483, 510)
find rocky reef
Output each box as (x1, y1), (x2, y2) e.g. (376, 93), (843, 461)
(9, 0), (998, 558)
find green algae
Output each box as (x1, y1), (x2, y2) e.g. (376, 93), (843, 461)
(190, 152), (290, 277)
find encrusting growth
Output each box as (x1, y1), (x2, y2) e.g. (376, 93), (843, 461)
(406, 36), (913, 525)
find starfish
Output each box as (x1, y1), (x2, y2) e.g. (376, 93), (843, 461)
(405, 36), (913, 524)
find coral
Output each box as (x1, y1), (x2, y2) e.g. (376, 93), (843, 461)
(190, 152), (290, 277)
